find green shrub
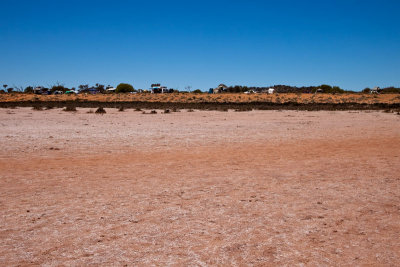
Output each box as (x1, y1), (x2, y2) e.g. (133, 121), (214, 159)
(116, 83), (134, 93)
(312, 85), (345, 94)
(381, 87), (400, 94)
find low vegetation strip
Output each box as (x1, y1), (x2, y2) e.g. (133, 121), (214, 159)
(1, 100), (400, 111)
(1, 93), (400, 103)
(1, 93), (400, 110)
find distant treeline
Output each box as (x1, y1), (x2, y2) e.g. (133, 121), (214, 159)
(225, 85), (400, 94)
(1, 83), (400, 94)
(362, 87), (400, 94)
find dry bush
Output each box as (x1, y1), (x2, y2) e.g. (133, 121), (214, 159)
(32, 105), (43, 111)
(63, 106), (77, 112)
(95, 107), (106, 114)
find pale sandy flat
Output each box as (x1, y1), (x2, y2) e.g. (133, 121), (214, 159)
(0, 108), (399, 266)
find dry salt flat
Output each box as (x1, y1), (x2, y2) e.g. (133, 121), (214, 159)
(0, 108), (399, 265)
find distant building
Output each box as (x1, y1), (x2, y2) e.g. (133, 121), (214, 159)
(33, 86), (51, 95)
(33, 86), (44, 94)
(151, 83), (169, 93)
(88, 88), (99, 94)
(213, 84), (228, 93)
(259, 88), (275, 94)
(370, 87), (380, 94)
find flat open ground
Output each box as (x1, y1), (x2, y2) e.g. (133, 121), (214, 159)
(1, 108), (399, 265)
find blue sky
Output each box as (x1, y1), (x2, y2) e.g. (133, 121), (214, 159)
(0, 0), (399, 91)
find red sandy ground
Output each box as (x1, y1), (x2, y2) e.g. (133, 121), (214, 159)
(0, 108), (399, 265)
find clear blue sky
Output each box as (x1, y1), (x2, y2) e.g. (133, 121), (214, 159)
(1, 0), (399, 91)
